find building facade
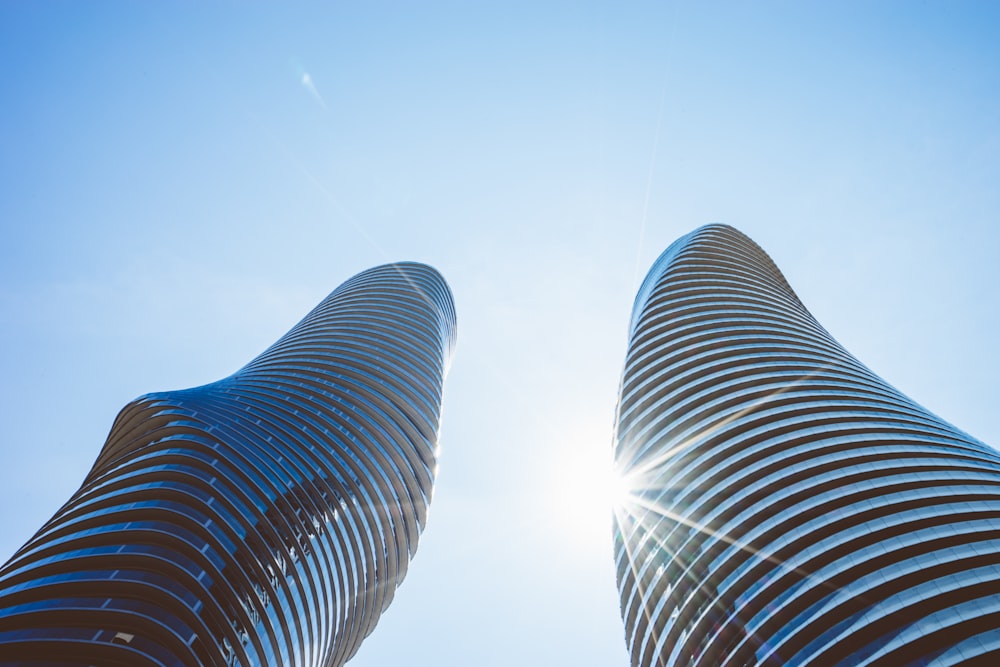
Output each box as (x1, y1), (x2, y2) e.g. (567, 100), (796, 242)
(0, 262), (456, 667)
(613, 224), (1000, 666)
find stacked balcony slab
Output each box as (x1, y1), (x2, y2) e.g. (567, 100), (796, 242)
(0, 262), (456, 667)
(614, 224), (1000, 666)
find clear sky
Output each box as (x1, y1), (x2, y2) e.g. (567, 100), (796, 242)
(1, 2), (999, 665)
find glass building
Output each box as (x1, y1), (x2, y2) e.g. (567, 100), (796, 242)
(0, 262), (456, 667)
(613, 224), (1000, 666)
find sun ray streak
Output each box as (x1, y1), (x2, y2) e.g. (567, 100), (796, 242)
(624, 362), (837, 483)
(631, 83), (668, 294)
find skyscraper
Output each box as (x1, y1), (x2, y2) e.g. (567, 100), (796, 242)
(0, 262), (456, 667)
(613, 224), (1000, 666)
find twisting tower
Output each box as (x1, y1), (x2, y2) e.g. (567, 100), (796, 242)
(0, 262), (456, 667)
(613, 224), (1000, 666)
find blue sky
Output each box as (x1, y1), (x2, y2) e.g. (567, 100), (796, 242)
(1, 2), (999, 665)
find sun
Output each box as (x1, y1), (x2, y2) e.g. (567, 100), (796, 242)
(542, 438), (636, 551)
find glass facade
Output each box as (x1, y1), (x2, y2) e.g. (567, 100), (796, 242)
(0, 262), (456, 667)
(613, 224), (1000, 666)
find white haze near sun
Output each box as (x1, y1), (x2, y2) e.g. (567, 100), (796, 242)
(1, 3), (998, 665)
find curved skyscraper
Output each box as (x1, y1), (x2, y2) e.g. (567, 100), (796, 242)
(0, 262), (456, 667)
(613, 224), (1000, 666)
